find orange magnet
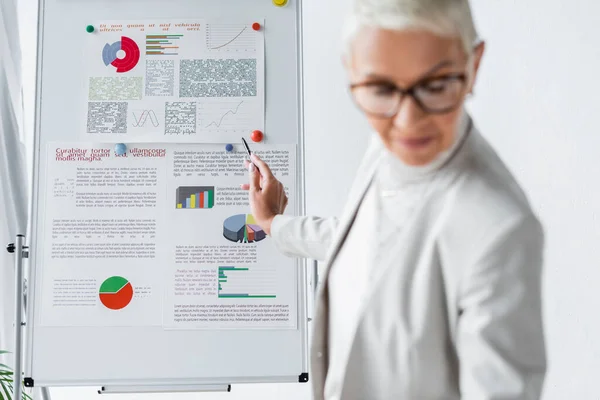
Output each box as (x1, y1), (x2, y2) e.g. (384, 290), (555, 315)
(252, 22), (261, 31)
(251, 130), (264, 142)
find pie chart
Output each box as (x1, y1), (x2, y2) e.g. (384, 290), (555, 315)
(99, 276), (134, 310)
(102, 36), (140, 73)
(223, 214), (266, 243)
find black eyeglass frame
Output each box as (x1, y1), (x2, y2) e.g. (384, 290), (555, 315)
(349, 73), (468, 117)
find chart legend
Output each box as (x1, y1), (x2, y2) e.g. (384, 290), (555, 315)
(218, 266), (277, 299)
(99, 276), (134, 310)
(176, 186), (215, 209)
(223, 214), (266, 243)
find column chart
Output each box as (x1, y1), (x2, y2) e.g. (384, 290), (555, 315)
(176, 186), (215, 209)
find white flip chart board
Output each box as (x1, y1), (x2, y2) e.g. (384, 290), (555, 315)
(25, 0), (309, 389)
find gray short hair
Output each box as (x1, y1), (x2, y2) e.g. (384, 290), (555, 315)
(343, 0), (480, 55)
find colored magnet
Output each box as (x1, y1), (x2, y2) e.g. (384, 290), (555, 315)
(251, 130), (264, 143)
(252, 22), (261, 31)
(86, 25), (95, 33)
(115, 143), (127, 155)
(272, 0), (288, 6)
(225, 143), (234, 152)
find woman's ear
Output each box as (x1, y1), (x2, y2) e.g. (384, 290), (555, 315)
(468, 41), (486, 94)
(473, 41), (486, 76)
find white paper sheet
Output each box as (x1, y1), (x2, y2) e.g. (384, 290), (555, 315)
(83, 19), (265, 143)
(39, 142), (297, 330)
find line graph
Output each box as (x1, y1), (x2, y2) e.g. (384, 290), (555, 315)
(211, 27), (247, 50)
(132, 110), (160, 128)
(205, 101), (244, 129)
(206, 24), (257, 53)
(199, 99), (260, 133)
(128, 108), (163, 134)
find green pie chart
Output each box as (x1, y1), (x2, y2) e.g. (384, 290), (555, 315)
(99, 276), (134, 310)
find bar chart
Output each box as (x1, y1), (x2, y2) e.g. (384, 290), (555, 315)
(218, 266), (277, 299)
(176, 186), (215, 209)
(146, 34), (183, 56)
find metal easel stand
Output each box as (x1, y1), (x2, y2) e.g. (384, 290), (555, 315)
(7, 235), (51, 400)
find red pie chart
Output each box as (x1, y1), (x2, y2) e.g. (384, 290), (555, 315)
(99, 276), (134, 310)
(102, 36), (140, 73)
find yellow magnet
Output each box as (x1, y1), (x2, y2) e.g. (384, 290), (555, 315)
(272, 0), (288, 6)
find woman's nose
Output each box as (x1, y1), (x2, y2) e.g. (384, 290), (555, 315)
(392, 95), (426, 131)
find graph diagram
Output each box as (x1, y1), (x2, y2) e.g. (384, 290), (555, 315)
(205, 100), (244, 129)
(206, 23), (258, 53)
(99, 276), (134, 310)
(223, 214), (266, 243)
(131, 110), (160, 128)
(146, 34), (183, 56)
(218, 266), (277, 299)
(102, 37), (140, 73)
(199, 100), (259, 133)
(176, 186), (215, 209)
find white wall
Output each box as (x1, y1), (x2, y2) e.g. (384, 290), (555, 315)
(16, 0), (600, 398)
(467, 1), (600, 399)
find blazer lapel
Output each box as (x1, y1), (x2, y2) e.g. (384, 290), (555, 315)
(321, 152), (382, 288)
(310, 147), (383, 400)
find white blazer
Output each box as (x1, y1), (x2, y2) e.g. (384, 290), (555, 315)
(271, 118), (546, 400)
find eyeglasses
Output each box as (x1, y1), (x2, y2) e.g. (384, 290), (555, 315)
(349, 73), (468, 118)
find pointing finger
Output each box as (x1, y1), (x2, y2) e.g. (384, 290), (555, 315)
(248, 162), (261, 191)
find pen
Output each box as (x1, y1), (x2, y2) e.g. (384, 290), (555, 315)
(241, 137), (257, 169)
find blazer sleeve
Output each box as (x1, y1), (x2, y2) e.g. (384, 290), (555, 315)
(269, 214), (339, 261)
(456, 213), (547, 399)
(268, 132), (381, 262)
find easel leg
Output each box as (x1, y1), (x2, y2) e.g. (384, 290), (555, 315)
(41, 387), (52, 400)
(9, 235), (25, 400)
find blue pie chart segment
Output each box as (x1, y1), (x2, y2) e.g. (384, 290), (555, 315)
(223, 214), (266, 243)
(102, 41), (121, 66)
(101, 37), (140, 73)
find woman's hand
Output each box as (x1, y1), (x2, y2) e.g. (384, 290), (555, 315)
(241, 154), (288, 236)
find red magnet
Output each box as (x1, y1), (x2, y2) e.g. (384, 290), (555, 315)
(251, 130), (264, 142)
(252, 22), (261, 31)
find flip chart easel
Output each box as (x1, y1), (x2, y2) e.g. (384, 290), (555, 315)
(17, 0), (310, 395)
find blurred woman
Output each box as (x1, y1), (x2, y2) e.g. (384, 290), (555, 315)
(243, 0), (546, 398)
